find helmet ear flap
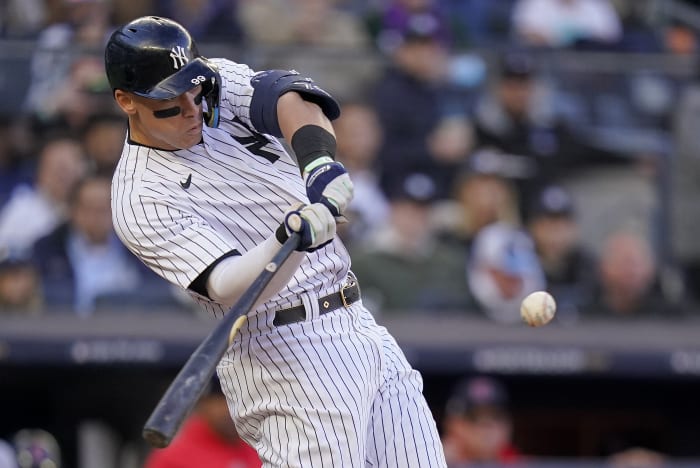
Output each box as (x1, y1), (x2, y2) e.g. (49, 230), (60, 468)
(201, 72), (220, 128)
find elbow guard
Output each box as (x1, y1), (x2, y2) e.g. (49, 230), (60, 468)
(249, 70), (341, 137)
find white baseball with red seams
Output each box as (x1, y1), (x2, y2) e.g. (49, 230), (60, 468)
(520, 291), (557, 327)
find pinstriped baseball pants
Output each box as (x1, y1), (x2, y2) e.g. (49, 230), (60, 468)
(218, 300), (447, 467)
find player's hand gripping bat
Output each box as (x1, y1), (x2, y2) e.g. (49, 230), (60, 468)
(143, 232), (301, 448)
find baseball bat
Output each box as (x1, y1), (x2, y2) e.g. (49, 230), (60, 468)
(143, 232), (301, 448)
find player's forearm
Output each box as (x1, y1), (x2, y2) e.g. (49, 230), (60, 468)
(206, 234), (305, 308)
(277, 92), (335, 142)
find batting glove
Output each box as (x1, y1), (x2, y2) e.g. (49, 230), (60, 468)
(303, 159), (354, 218)
(283, 202), (336, 252)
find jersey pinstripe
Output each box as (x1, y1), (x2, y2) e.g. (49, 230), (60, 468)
(221, 301), (446, 468)
(111, 58), (446, 467)
(112, 58), (350, 319)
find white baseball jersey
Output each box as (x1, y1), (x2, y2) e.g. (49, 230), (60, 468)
(112, 58), (446, 467)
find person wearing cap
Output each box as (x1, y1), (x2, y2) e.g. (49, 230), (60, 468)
(471, 50), (629, 221)
(526, 185), (596, 321)
(466, 221), (545, 324)
(436, 161), (522, 254)
(350, 172), (474, 314)
(373, 10), (473, 200)
(442, 376), (521, 466)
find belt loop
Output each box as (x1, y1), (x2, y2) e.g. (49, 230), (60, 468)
(300, 291), (318, 322)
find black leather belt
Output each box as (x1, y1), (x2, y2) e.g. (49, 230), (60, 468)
(273, 280), (361, 326)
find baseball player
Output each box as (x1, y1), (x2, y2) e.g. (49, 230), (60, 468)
(105, 16), (447, 467)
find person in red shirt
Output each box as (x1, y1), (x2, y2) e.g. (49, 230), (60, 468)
(442, 376), (522, 467)
(144, 378), (261, 468)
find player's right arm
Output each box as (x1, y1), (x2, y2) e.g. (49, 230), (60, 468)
(205, 203), (336, 308)
(114, 188), (334, 309)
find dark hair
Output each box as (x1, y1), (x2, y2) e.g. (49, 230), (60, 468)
(81, 112), (127, 137)
(67, 173), (111, 207)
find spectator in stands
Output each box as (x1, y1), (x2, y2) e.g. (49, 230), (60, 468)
(333, 100), (389, 245)
(436, 156), (521, 251)
(23, 0), (114, 120)
(526, 185), (596, 321)
(144, 377), (261, 468)
(511, 0), (622, 49)
(611, 0), (663, 52)
(438, 0), (517, 48)
(472, 50), (628, 219)
(238, 0), (374, 100)
(671, 62), (700, 306)
(350, 173), (473, 314)
(0, 135), (88, 255)
(0, 0), (47, 38)
(155, 0), (244, 42)
(373, 10), (473, 199)
(40, 54), (114, 133)
(583, 228), (674, 319)
(466, 221), (545, 324)
(374, 0), (452, 50)
(110, 0), (156, 26)
(239, 0), (369, 48)
(661, 19), (698, 55)
(0, 253), (42, 314)
(0, 116), (34, 208)
(81, 112), (126, 176)
(442, 376), (521, 466)
(31, 175), (179, 315)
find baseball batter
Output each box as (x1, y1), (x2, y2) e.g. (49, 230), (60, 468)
(106, 16), (446, 467)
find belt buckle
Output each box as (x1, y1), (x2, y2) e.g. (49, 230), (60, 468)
(340, 281), (354, 308)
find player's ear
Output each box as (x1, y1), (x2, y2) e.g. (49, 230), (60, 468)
(114, 90), (137, 116)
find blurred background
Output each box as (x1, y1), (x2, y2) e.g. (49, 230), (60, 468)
(1, 0), (700, 466)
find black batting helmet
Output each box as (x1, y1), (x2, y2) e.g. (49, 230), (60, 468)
(105, 16), (220, 127)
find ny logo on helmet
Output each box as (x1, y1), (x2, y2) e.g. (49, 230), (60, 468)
(170, 46), (189, 70)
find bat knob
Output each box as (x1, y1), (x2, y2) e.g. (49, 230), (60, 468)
(143, 428), (171, 448)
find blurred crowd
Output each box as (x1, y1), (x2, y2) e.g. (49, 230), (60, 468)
(1, 0), (699, 326)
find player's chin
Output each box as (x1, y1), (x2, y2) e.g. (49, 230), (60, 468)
(178, 128), (203, 149)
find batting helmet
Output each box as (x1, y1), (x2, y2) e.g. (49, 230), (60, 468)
(105, 16), (220, 127)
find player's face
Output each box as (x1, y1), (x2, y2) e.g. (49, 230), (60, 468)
(119, 86), (204, 150)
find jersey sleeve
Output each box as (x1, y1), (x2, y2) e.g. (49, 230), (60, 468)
(210, 58), (258, 129)
(112, 193), (238, 292)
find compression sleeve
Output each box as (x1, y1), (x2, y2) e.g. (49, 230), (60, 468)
(206, 233), (305, 308)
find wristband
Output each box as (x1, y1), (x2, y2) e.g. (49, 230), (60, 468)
(291, 124), (337, 172)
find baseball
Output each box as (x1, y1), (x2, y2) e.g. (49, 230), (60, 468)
(520, 291), (556, 327)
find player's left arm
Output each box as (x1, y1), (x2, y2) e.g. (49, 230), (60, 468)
(247, 69), (353, 217)
(278, 92), (354, 217)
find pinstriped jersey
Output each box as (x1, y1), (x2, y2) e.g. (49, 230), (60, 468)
(111, 58), (351, 318)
